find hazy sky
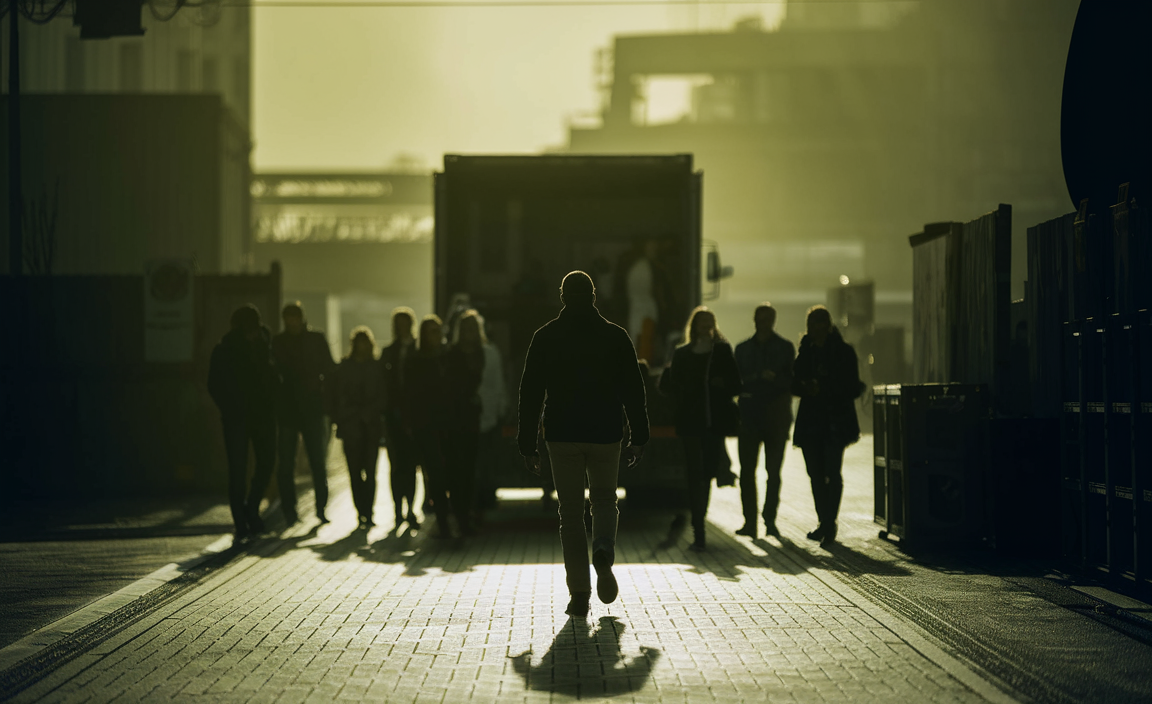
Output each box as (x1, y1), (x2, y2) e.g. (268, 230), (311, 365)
(252, 2), (785, 171)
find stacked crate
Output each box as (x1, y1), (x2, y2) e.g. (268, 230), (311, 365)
(1039, 185), (1150, 594)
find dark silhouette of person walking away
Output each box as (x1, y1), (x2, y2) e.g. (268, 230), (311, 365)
(207, 305), (279, 544)
(381, 307), (420, 529)
(272, 302), (336, 524)
(444, 310), (485, 535)
(659, 306), (742, 552)
(791, 305), (865, 545)
(332, 326), (385, 530)
(403, 316), (457, 538)
(518, 271), (649, 618)
(734, 304), (795, 538)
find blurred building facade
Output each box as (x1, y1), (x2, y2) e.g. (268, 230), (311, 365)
(251, 172), (434, 356)
(1, 5), (252, 275)
(568, 0), (1079, 358)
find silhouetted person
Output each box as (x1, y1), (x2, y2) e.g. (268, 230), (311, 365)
(443, 310), (485, 535)
(403, 316), (454, 538)
(518, 271), (649, 617)
(734, 303), (796, 538)
(207, 304), (278, 543)
(332, 326), (385, 530)
(465, 311), (509, 517)
(791, 305), (865, 545)
(659, 306), (742, 552)
(272, 302), (336, 524)
(381, 307), (420, 529)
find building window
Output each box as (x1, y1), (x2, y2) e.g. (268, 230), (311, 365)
(65, 36), (85, 92)
(119, 42), (144, 91)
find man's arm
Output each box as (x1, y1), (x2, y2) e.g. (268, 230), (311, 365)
(316, 332), (336, 375)
(619, 333), (650, 448)
(516, 329), (547, 458)
(771, 340), (796, 394)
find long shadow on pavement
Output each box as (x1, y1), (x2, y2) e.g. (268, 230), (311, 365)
(343, 499), (816, 582)
(510, 616), (660, 698)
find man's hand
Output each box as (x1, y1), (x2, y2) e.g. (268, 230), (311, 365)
(523, 454), (541, 476)
(622, 444), (645, 469)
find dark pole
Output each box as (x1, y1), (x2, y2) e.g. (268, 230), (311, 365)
(7, 1), (21, 275)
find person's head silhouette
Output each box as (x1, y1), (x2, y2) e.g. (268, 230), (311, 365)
(560, 270), (595, 309)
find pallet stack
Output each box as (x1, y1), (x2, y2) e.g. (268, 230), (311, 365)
(1030, 185), (1150, 595)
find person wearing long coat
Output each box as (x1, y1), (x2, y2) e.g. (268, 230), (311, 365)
(402, 316), (458, 538)
(381, 308), (420, 528)
(659, 306), (742, 552)
(443, 310), (485, 536)
(791, 306), (865, 545)
(207, 305), (279, 543)
(332, 326), (386, 530)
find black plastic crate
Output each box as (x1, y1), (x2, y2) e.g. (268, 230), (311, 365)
(1082, 319), (1108, 568)
(1106, 314), (1138, 576)
(1061, 320), (1085, 562)
(878, 384), (989, 546)
(1136, 310), (1152, 591)
(873, 385), (888, 525)
(1069, 201), (1112, 322)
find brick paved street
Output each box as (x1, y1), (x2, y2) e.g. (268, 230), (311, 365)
(3, 437), (1148, 703)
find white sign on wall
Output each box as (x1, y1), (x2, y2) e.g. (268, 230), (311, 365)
(145, 259), (194, 362)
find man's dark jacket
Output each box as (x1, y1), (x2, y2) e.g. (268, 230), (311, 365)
(207, 326), (278, 421)
(380, 338), (415, 416)
(517, 304), (650, 455)
(734, 331), (796, 437)
(271, 328), (335, 415)
(790, 328), (864, 448)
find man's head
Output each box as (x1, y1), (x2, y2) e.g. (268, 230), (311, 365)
(754, 303), (777, 337)
(391, 307), (416, 341)
(282, 302), (305, 335)
(231, 304), (262, 341)
(560, 270), (596, 308)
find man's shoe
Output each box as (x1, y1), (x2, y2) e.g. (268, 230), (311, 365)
(806, 525), (826, 542)
(565, 592), (591, 617)
(735, 524), (757, 538)
(317, 511), (330, 525)
(820, 523), (838, 545)
(592, 548), (618, 604)
(407, 512), (421, 530)
(763, 519), (780, 538)
(715, 470), (737, 488)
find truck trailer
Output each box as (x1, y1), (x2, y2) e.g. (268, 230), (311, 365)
(434, 154), (724, 504)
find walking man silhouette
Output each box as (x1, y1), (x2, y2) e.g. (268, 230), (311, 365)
(518, 271), (649, 617)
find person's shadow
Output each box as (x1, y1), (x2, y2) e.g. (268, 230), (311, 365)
(510, 616), (660, 698)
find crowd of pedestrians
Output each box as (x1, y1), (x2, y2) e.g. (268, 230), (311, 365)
(206, 275), (865, 592)
(207, 301), (506, 544)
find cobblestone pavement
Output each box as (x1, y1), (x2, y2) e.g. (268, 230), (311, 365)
(3, 439), (1021, 703)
